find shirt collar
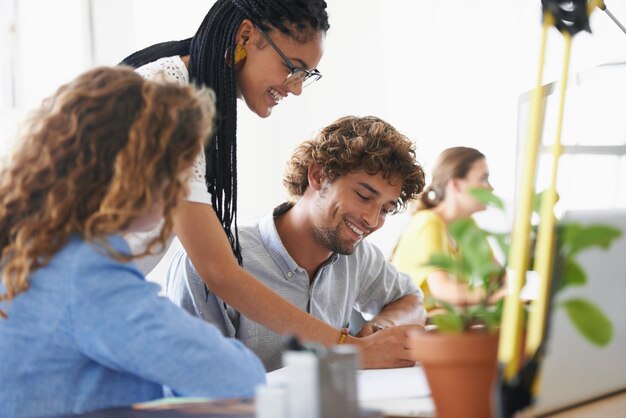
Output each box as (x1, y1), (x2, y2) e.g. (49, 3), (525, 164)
(258, 203), (301, 280)
(258, 203), (340, 280)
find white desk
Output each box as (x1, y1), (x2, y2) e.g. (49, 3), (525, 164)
(529, 390), (626, 418)
(267, 366), (626, 418)
(267, 365), (435, 417)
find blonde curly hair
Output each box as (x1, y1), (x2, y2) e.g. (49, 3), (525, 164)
(0, 66), (215, 318)
(283, 115), (425, 212)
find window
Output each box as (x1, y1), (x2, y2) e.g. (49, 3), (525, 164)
(0, 0), (17, 158)
(516, 63), (626, 212)
(0, 0), (16, 112)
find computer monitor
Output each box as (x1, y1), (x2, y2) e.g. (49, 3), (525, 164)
(530, 208), (626, 415)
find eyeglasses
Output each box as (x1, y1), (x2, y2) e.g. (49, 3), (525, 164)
(254, 24), (322, 88)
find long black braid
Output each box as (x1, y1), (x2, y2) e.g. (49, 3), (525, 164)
(121, 0), (329, 263)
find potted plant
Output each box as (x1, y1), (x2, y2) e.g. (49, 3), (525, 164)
(408, 189), (621, 418)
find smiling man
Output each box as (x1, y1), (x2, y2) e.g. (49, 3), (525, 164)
(165, 116), (427, 371)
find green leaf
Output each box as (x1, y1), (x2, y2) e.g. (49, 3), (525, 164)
(449, 218), (477, 242)
(475, 263), (504, 284)
(483, 309), (502, 333)
(450, 219), (492, 273)
(533, 191), (543, 216)
(465, 304), (486, 318)
(560, 258), (587, 288)
(533, 190), (560, 215)
(560, 223), (582, 247)
(431, 312), (464, 333)
(566, 225), (622, 255)
(463, 246), (492, 278)
(431, 298), (460, 315)
(423, 253), (457, 272)
(470, 188), (504, 210)
(560, 298), (613, 347)
(493, 298), (505, 320)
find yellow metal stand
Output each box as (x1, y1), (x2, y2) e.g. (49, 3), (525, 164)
(496, 1), (609, 415)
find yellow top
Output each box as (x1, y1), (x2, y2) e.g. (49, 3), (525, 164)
(391, 209), (455, 310)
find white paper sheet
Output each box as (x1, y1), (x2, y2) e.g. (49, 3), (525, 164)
(357, 366), (431, 401)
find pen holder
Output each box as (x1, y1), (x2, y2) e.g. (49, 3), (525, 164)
(283, 344), (359, 418)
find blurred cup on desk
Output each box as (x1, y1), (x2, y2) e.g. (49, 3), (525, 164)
(283, 344), (360, 418)
(255, 385), (288, 418)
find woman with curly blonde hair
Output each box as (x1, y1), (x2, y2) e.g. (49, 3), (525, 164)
(0, 67), (264, 418)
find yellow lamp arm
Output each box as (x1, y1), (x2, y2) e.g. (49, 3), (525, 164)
(498, 12), (553, 382)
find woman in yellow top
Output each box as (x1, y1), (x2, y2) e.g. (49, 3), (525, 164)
(392, 147), (503, 310)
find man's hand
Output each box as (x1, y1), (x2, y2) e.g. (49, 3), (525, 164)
(355, 318), (392, 338)
(348, 324), (425, 369)
(354, 295), (426, 338)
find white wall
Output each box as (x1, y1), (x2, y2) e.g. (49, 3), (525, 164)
(2, 0), (626, 257)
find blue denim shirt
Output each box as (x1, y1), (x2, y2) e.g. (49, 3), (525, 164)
(0, 235), (265, 418)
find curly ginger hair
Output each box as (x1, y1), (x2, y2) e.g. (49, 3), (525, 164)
(0, 66), (215, 318)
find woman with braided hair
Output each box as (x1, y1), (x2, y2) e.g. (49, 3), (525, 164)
(122, 0), (329, 263)
(121, 0), (415, 361)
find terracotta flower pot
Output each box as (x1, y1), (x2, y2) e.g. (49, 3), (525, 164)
(409, 331), (499, 418)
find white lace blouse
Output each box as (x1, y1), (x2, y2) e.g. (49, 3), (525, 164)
(136, 56), (212, 205)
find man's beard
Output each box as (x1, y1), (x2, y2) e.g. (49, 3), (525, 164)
(311, 222), (360, 255)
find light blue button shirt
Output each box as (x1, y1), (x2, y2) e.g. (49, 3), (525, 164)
(0, 235), (265, 418)
(165, 204), (425, 371)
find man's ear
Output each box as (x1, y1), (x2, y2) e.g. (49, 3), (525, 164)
(235, 19), (254, 46)
(307, 163), (325, 191)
